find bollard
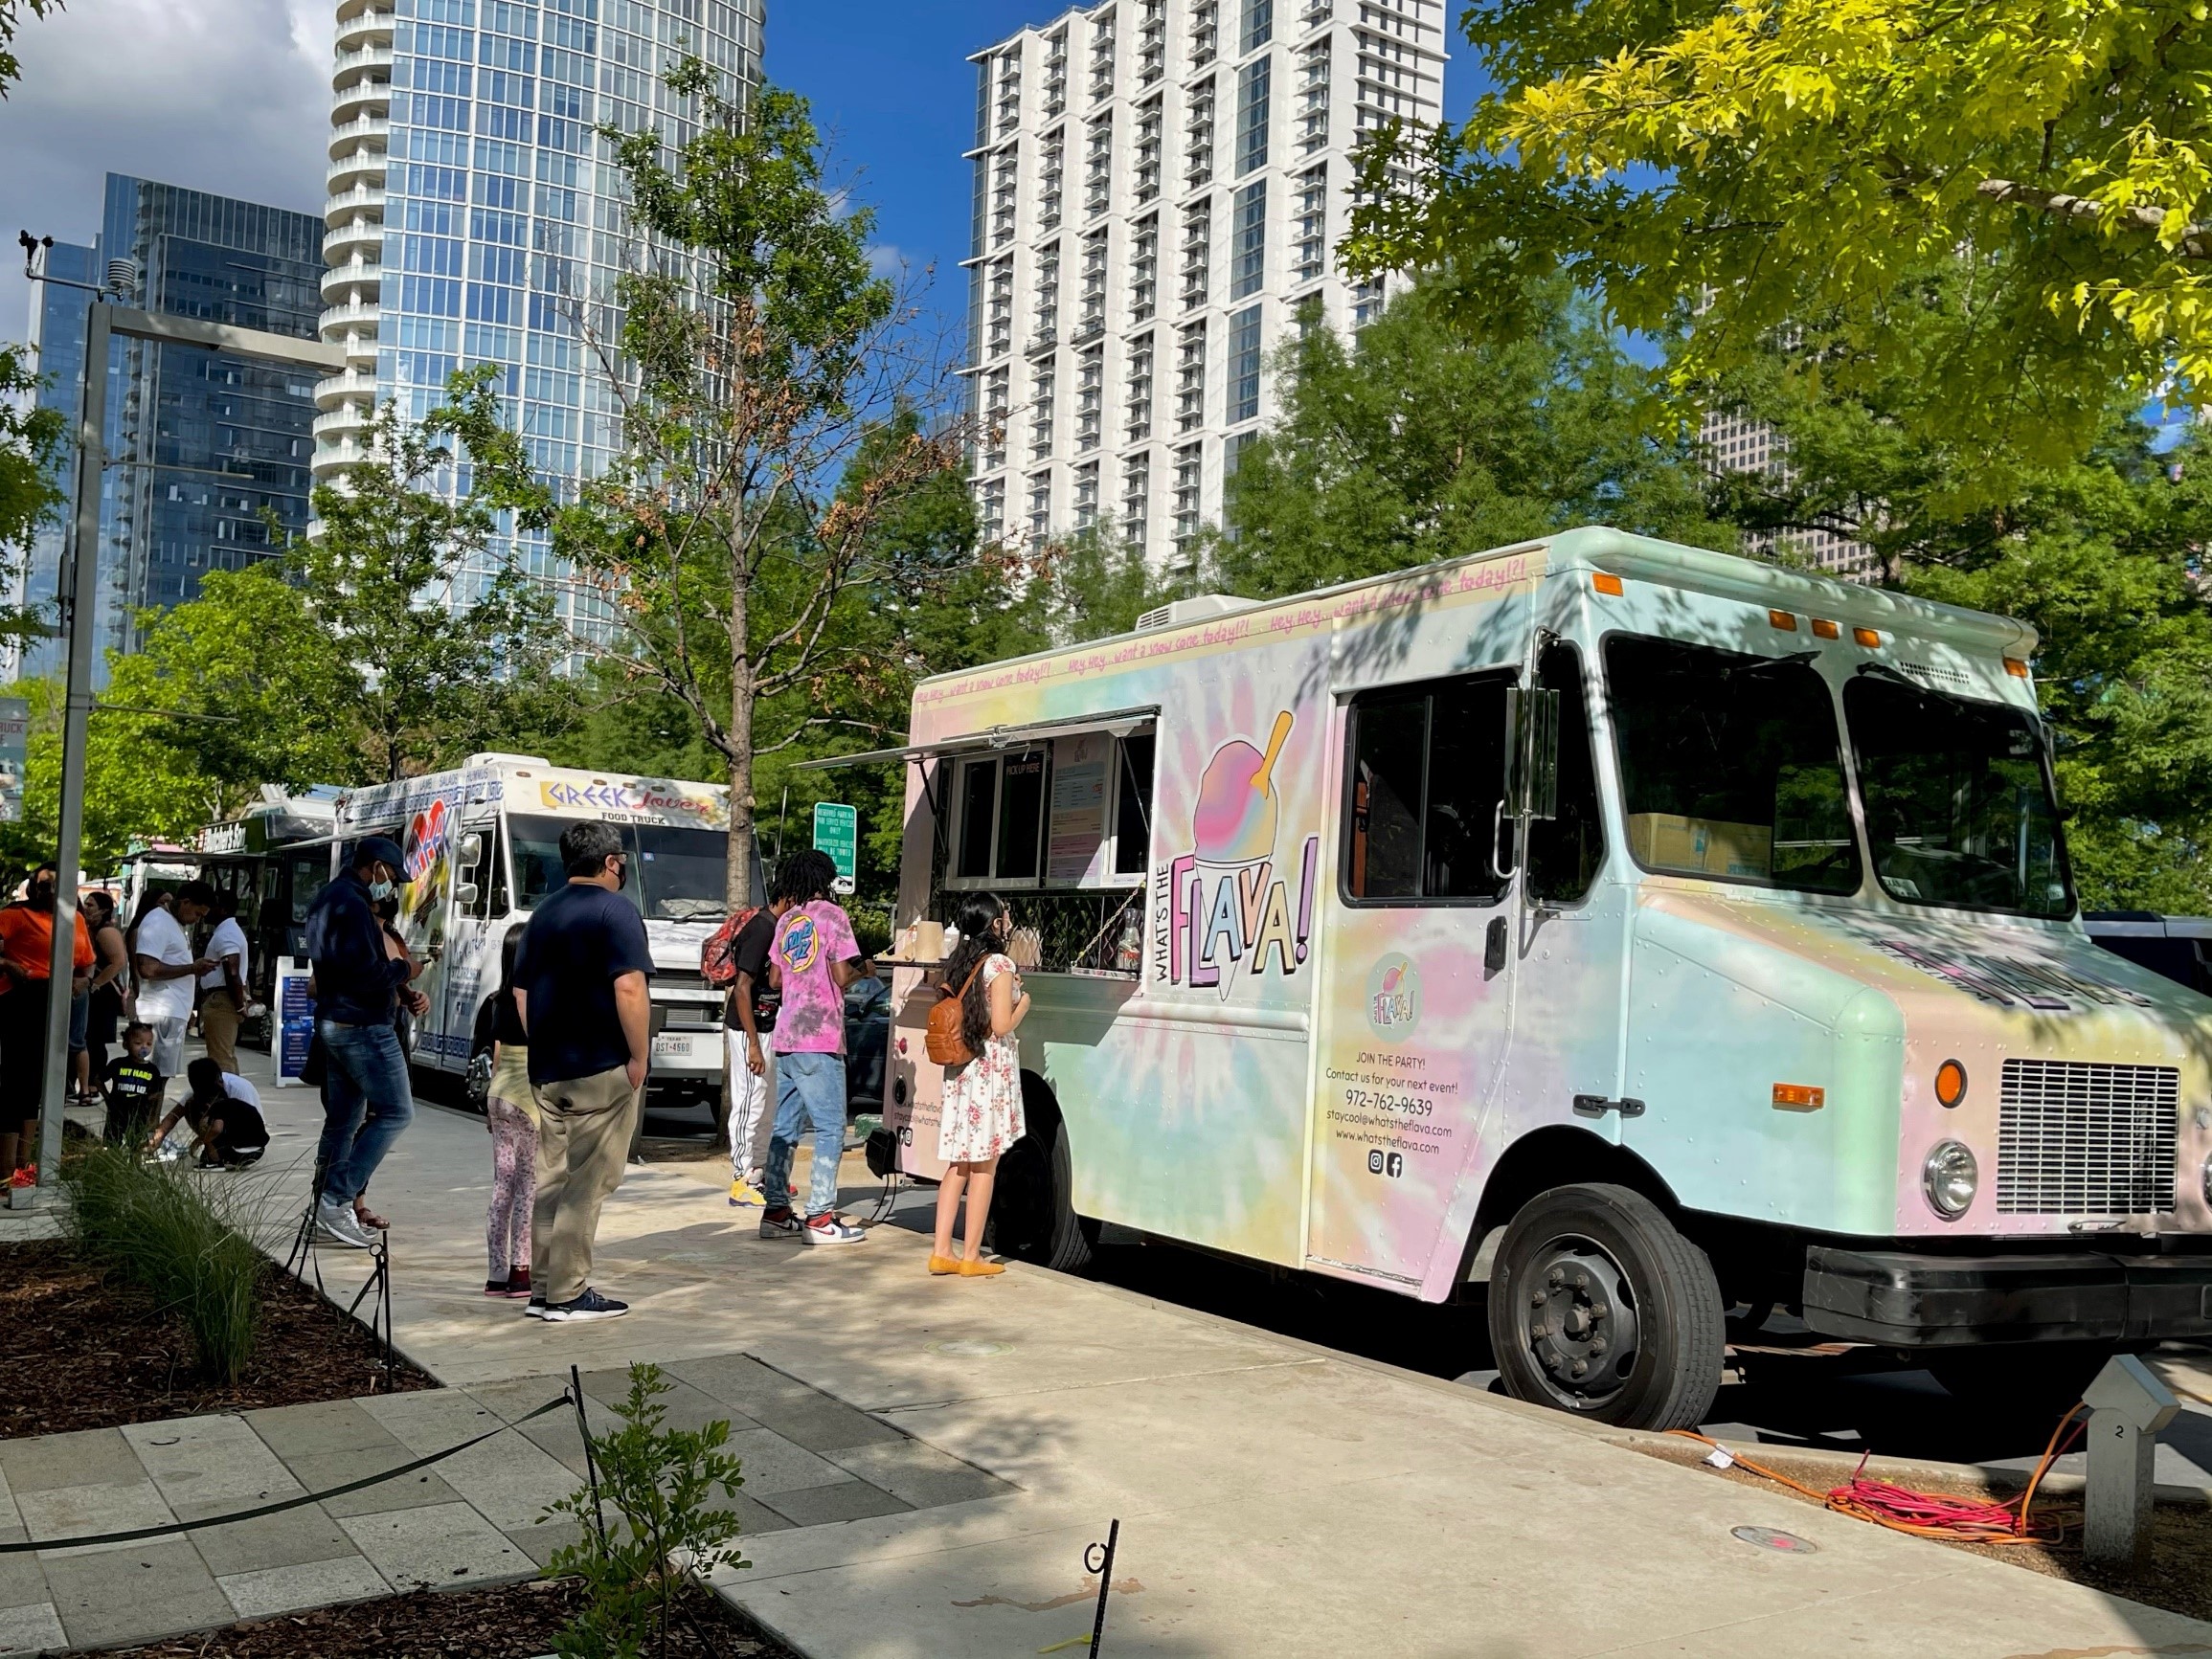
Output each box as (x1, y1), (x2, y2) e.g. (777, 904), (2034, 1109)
(2080, 1354), (2179, 1569)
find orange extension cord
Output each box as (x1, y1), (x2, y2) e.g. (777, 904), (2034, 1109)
(1667, 1406), (2088, 1544)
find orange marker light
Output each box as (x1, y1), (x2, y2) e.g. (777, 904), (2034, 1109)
(1934, 1060), (1968, 1109)
(1769, 609), (1798, 632)
(1811, 618), (1840, 639)
(1852, 627), (1882, 648)
(1592, 572), (1624, 596)
(1772, 1083), (1825, 1111)
(2003, 657), (2031, 679)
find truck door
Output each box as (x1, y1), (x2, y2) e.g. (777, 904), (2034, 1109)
(1305, 666), (1523, 1289)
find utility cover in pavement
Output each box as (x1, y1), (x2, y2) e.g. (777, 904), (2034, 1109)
(1730, 1525), (1817, 1554)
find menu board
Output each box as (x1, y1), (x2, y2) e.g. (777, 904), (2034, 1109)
(1046, 733), (1113, 885)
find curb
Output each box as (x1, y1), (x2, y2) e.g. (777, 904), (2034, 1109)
(1604, 1426), (2212, 1510)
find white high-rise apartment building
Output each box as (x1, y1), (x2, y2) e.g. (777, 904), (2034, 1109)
(316, 0), (762, 622)
(962, 0), (1446, 565)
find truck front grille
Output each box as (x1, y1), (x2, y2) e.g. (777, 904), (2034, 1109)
(1996, 1059), (2178, 1216)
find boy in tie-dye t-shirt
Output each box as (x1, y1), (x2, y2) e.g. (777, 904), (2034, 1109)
(760, 851), (864, 1244)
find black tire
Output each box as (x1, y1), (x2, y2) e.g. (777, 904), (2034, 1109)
(1487, 1182), (1725, 1431)
(985, 1077), (1093, 1272)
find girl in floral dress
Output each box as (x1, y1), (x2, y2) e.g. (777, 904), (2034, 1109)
(931, 894), (1029, 1278)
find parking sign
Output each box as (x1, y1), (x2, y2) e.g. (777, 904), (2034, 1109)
(813, 801), (858, 895)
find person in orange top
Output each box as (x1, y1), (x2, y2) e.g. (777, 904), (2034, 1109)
(0, 863), (96, 1177)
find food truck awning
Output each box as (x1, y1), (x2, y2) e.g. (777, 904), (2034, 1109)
(791, 707), (1158, 772)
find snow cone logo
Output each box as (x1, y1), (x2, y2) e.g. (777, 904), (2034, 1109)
(1366, 953), (1421, 1040)
(1161, 709), (1320, 998)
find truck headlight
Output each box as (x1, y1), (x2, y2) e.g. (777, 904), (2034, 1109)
(1923, 1140), (1977, 1221)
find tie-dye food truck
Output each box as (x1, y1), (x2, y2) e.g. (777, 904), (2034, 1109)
(832, 527), (2212, 1431)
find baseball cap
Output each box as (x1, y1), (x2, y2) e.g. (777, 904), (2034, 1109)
(350, 835), (407, 873)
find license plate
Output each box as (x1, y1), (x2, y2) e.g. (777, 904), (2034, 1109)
(651, 1033), (695, 1063)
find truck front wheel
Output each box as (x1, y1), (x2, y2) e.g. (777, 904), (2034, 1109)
(1487, 1183), (1725, 1431)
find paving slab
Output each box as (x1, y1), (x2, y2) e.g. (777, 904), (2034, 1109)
(16, 1479), (173, 1548)
(43, 1536), (231, 1648)
(336, 1498), (534, 1589)
(123, 1413), (305, 1521)
(186, 1500), (362, 1578)
(0, 1427), (140, 1494)
(277, 1446), (465, 1518)
(0, 1601), (64, 1656)
(0, 1555), (47, 1617)
(216, 1553), (391, 1620)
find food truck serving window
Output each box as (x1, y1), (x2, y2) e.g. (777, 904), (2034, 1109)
(1343, 670), (1515, 905)
(1844, 673), (2073, 918)
(1606, 636), (1861, 895)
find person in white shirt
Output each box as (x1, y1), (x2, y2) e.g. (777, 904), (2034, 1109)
(196, 891), (252, 1074)
(133, 885), (212, 1083)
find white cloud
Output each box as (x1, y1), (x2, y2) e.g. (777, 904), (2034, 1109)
(867, 242), (909, 280)
(0, 0), (333, 336)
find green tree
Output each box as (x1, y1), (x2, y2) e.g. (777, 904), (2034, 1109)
(0, 0), (60, 95)
(1206, 277), (1733, 598)
(1347, 0), (2212, 467)
(0, 344), (65, 656)
(556, 71), (979, 908)
(299, 367), (566, 781)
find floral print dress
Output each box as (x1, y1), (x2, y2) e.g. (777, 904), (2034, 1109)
(937, 954), (1026, 1163)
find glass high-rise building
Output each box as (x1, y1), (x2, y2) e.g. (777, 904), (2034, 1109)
(316, 0), (765, 628)
(11, 178), (325, 684)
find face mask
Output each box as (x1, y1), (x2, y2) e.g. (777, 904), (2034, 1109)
(610, 859), (628, 890)
(368, 879), (395, 902)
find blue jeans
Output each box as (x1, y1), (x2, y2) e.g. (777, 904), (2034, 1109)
(764, 1049), (846, 1218)
(316, 1018), (414, 1205)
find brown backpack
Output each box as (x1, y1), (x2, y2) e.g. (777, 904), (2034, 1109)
(924, 959), (988, 1067)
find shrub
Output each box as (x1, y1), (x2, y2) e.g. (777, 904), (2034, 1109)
(545, 1363), (749, 1659)
(61, 1146), (274, 1383)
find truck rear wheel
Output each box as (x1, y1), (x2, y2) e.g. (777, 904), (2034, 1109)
(985, 1078), (1094, 1273)
(1487, 1183), (1725, 1431)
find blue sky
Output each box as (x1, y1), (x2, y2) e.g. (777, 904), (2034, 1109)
(767, 3), (1475, 327)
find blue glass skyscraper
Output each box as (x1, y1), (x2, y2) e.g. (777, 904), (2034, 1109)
(316, 0), (764, 630)
(12, 178), (324, 684)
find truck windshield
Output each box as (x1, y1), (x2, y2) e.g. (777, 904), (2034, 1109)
(509, 816), (729, 922)
(1606, 636), (1862, 895)
(1843, 673), (2073, 917)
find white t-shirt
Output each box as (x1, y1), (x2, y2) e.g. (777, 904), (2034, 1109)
(199, 917), (249, 994)
(217, 1072), (260, 1109)
(134, 907), (195, 1023)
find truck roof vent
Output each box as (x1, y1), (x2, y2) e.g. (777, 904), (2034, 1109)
(1135, 594), (1259, 633)
(466, 752), (553, 768)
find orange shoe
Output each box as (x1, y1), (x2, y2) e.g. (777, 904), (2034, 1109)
(958, 1256), (1005, 1277)
(928, 1254), (961, 1276)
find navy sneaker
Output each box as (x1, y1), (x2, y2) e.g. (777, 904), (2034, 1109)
(524, 1294), (550, 1319)
(541, 1288), (629, 1322)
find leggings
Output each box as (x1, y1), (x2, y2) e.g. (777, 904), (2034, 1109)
(485, 1095), (536, 1279)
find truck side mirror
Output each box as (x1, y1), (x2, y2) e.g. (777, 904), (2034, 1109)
(1505, 686), (1561, 822)
(459, 833), (484, 864)
(454, 883), (480, 908)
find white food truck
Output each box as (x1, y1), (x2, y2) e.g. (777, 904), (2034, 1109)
(335, 755), (734, 1107)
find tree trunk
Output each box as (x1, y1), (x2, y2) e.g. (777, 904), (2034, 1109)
(726, 542), (756, 912)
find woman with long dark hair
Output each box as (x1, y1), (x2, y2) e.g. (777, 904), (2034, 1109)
(930, 892), (1030, 1277)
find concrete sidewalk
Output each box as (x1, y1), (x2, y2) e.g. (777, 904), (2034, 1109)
(192, 1049), (2212, 1659)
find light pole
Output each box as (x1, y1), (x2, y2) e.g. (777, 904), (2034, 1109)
(19, 236), (343, 1190)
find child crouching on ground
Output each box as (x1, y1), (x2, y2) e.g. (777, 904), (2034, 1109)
(149, 1059), (270, 1168)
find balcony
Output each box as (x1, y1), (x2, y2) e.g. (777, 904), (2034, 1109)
(318, 299), (381, 336)
(323, 184), (386, 227)
(331, 80), (391, 125)
(313, 404), (373, 443)
(323, 220), (382, 262)
(319, 260), (383, 303)
(330, 44), (393, 87)
(326, 148), (387, 194)
(333, 6), (395, 52)
(313, 369), (376, 410)
(327, 113), (389, 159)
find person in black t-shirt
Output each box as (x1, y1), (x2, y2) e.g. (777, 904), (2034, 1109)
(722, 892), (789, 1208)
(102, 1020), (164, 1147)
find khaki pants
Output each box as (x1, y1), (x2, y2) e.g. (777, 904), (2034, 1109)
(531, 1064), (642, 1306)
(200, 990), (242, 1073)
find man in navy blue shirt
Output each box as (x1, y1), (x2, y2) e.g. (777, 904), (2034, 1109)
(514, 819), (655, 1321)
(305, 836), (422, 1249)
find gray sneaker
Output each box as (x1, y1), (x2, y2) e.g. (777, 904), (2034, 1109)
(757, 1208), (804, 1241)
(316, 1200), (374, 1250)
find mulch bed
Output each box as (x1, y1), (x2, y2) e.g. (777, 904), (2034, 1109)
(0, 1239), (435, 1437)
(1643, 1447), (2212, 1625)
(79, 1578), (795, 1658)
